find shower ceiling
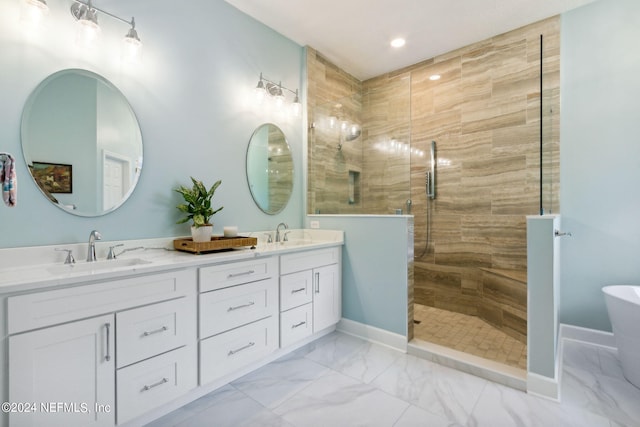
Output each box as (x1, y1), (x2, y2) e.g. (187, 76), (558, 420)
(224, 0), (596, 80)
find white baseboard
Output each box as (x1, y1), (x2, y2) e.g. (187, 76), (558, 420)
(559, 323), (616, 348)
(336, 318), (407, 352)
(527, 372), (560, 401)
(525, 323), (617, 402)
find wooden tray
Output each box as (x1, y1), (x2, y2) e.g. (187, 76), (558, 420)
(173, 236), (257, 254)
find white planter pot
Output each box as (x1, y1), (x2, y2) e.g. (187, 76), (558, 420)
(191, 225), (213, 242)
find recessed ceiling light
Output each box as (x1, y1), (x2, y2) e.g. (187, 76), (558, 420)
(429, 74), (441, 81)
(390, 38), (406, 48)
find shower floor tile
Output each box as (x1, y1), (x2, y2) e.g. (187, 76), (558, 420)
(413, 304), (527, 370)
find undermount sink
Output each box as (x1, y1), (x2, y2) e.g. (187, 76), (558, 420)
(277, 239), (313, 247)
(47, 258), (152, 275)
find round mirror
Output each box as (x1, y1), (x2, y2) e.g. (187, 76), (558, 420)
(246, 123), (293, 214)
(21, 69), (143, 216)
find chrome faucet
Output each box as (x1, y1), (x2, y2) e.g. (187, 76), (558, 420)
(275, 222), (288, 243)
(87, 230), (102, 262)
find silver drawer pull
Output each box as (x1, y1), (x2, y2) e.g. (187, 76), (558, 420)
(291, 287), (306, 294)
(227, 270), (255, 279)
(228, 341), (255, 356)
(292, 321), (306, 329)
(142, 377), (169, 392)
(142, 326), (168, 337)
(227, 301), (255, 312)
(105, 323), (111, 362)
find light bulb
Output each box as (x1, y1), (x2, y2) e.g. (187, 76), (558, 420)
(255, 79), (266, 103)
(21, 0), (49, 30)
(122, 21), (142, 63)
(75, 8), (100, 48)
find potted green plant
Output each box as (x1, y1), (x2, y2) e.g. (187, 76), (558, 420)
(175, 177), (223, 242)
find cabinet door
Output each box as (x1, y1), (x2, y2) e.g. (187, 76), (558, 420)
(313, 263), (341, 332)
(9, 315), (115, 427)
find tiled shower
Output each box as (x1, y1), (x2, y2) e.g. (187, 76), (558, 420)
(307, 16), (560, 369)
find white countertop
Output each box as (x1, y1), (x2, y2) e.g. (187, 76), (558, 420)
(0, 229), (343, 294)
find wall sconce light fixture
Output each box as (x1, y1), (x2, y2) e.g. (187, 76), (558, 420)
(20, 0), (143, 63)
(69, 0), (142, 62)
(254, 73), (301, 117)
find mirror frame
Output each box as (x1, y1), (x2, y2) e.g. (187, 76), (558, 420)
(21, 68), (143, 217)
(245, 123), (294, 215)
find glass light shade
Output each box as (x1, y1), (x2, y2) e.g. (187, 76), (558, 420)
(274, 94), (285, 110)
(122, 35), (142, 63)
(21, 0), (49, 29)
(328, 116), (337, 129)
(76, 17), (100, 48)
(254, 81), (266, 103)
(290, 100), (302, 117)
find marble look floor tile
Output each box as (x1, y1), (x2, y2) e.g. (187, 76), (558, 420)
(144, 406), (195, 427)
(394, 403), (465, 427)
(172, 386), (292, 427)
(273, 371), (409, 427)
(231, 353), (330, 409)
(332, 341), (403, 384)
(468, 381), (611, 427)
(371, 354), (487, 425)
(563, 339), (601, 373)
(562, 364), (640, 427)
(303, 331), (370, 368)
(597, 347), (626, 381)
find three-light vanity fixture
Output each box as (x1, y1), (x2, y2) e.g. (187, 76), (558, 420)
(21, 0), (143, 62)
(254, 73), (301, 117)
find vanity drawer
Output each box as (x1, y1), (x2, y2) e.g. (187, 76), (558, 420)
(199, 256), (277, 292)
(199, 277), (278, 339)
(280, 303), (313, 348)
(8, 269), (196, 334)
(280, 247), (340, 275)
(280, 270), (313, 311)
(116, 345), (197, 425)
(116, 297), (194, 368)
(199, 316), (278, 385)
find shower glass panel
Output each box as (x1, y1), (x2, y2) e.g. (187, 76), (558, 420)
(308, 75), (411, 215)
(541, 77), (560, 214)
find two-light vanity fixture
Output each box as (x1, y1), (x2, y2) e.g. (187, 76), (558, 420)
(21, 0), (142, 63)
(254, 73), (301, 117)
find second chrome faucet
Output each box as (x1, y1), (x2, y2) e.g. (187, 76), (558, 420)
(87, 230), (102, 262)
(275, 222), (288, 243)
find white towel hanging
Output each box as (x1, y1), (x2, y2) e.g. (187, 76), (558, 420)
(0, 152), (17, 207)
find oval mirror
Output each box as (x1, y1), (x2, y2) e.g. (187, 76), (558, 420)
(246, 123), (293, 214)
(21, 69), (143, 216)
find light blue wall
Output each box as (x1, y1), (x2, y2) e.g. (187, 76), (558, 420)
(560, 0), (640, 331)
(0, 0), (304, 248)
(307, 215), (411, 336)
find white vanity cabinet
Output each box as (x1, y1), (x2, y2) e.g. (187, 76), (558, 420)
(280, 247), (342, 345)
(198, 256), (279, 385)
(9, 314), (115, 427)
(6, 269), (197, 427)
(1, 232), (344, 427)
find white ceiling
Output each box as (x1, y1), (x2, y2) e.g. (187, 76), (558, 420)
(224, 0), (596, 80)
